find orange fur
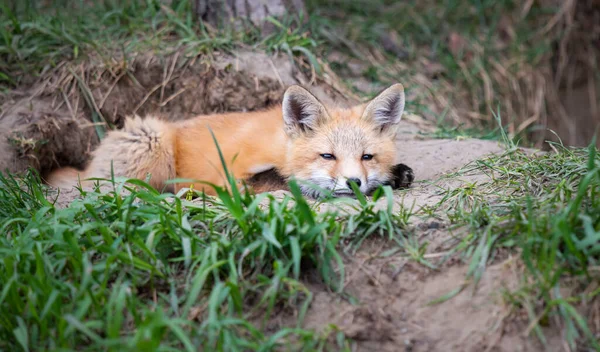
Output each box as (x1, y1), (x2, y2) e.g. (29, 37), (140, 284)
(173, 107), (288, 193)
(46, 84), (406, 198)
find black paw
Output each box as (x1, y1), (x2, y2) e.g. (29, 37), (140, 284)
(388, 163), (414, 189)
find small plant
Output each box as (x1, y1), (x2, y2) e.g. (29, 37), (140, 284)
(0, 130), (411, 350)
(430, 140), (600, 349)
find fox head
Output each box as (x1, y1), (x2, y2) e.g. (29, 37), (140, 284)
(281, 83), (405, 197)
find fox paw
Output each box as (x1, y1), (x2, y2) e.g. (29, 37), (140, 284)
(389, 163), (414, 189)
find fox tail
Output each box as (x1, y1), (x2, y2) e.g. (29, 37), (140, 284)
(45, 116), (176, 191)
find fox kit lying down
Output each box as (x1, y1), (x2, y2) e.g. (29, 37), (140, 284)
(46, 83), (414, 197)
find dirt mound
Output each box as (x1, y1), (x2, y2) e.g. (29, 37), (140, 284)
(298, 247), (562, 352)
(0, 50), (353, 178)
(247, 134), (566, 352)
(43, 111), (564, 351)
(3, 48), (569, 350)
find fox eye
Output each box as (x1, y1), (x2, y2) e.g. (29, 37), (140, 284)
(320, 153), (336, 160)
(362, 154), (374, 160)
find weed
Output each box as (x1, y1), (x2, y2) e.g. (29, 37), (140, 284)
(0, 151), (410, 350)
(430, 141), (600, 349)
(306, 0), (590, 146)
(0, 0), (323, 89)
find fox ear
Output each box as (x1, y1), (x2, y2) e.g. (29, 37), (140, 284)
(282, 85), (327, 137)
(362, 83), (405, 133)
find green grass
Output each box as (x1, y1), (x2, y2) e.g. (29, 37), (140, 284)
(0, 162), (412, 351)
(0, 0), (320, 88)
(1, 0), (565, 146)
(421, 108), (530, 144)
(0, 131), (414, 352)
(305, 0), (563, 142)
(307, 0), (552, 79)
(2, 133), (599, 349)
(2, 0), (600, 349)
(419, 123), (503, 141)
(425, 138), (600, 349)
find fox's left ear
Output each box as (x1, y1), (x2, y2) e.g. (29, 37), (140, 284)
(362, 83), (405, 133)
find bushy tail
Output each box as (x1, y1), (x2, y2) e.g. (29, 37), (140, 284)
(45, 116), (176, 191)
(45, 166), (85, 189)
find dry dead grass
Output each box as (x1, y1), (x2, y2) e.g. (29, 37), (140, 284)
(0, 49), (360, 177)
(313, 0), (600, 148)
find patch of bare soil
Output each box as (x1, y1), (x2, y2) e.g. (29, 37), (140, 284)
(297, 249), (559, 352)
(2, 50), (566, 351)
(262, 133), (566, 351)
(0, 50), (355, 179)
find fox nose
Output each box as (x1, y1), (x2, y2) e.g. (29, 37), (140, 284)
(346, 178), (362, 188)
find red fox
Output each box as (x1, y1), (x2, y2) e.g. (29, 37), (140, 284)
(46, 83), (413, 197)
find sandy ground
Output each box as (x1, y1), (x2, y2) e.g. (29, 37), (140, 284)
(43, 123), (562, 351)
(257, 126), (563, 352)
(0, 50), (564, 351)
